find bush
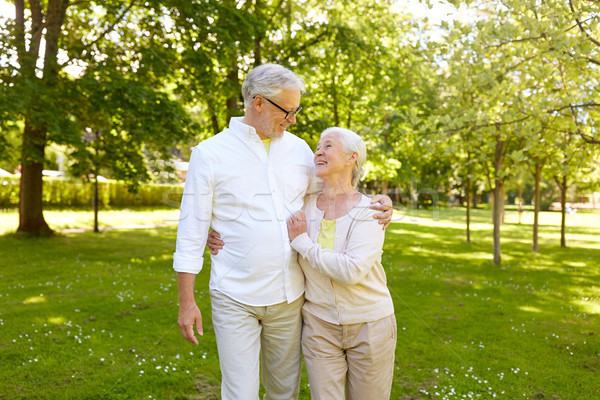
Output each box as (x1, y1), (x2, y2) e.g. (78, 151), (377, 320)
(0, 176), (183, 208)
(0, 176), (20, 208)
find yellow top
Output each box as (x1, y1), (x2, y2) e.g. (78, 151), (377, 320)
(262, 138), (271, 155)
(317, 219), (336, 250)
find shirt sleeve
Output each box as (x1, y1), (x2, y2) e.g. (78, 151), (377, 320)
(306, 174), (323, 196)
(302, 141), (322, 196)
(173, 147), (214, 274)
(290, 210), (385, 285)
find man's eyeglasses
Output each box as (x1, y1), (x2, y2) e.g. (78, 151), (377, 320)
(254, 95), (302, 119)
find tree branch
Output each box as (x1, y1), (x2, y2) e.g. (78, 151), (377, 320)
(581, 54), (600, 66)
(578, 133), (600, 144)
(549, 102), (600, 113)
(569, 0), (600, 47)
(43, 0), (70, 75)
(82, 0), (136, 52)
(14, 0), (26, 62)
(28, 0), (45, 60)
(486, 35), (546, 49)
(569, 104), (600, 144)
(443, 114), (532, 135)
(264, 0), (285, 28)
(282, 28), (329, 62)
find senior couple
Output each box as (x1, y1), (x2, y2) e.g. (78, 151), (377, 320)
(173, 64), (396, 400)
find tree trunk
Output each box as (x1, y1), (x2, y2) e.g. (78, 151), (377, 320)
(17, 0), (69, 236)
(532, 162), (541, 253)
(518, 185), (524, 225)
(332, 75), (339, 126)
(405, 182), (414, 218)
(225, 58), (239, 125)
(253, 0), (262, 66)
(559, 174), (567, 248)
(466, 176), (471, 244)
(93, 175), (99, 233)
(17, 121), (53, 236)
(492, 134), (505, 265)
(472, 180), (478, 209)
(211, 113), (220, 136)
(492, 181), (504, 265)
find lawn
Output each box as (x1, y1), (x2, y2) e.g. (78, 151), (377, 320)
(0, 206), (598, 399)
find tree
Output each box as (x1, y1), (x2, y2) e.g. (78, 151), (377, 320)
(429, 0), (600, 262)
(1, 0), (196, 235)
(68, 67), (192, 232)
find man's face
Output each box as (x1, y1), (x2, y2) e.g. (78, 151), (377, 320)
(255, 88), (301, 139)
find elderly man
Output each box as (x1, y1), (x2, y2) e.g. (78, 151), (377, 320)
(173, 63), (391, 400)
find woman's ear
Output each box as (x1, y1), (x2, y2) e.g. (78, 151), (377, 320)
(347, 152), (358, 165)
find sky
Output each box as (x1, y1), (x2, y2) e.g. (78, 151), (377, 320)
(0, 0), (12, 18)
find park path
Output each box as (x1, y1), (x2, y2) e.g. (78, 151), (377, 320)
(58, 222), (177, 233)
(58, 211), (405, 233)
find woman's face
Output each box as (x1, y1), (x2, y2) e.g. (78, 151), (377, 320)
(314, 133), (353, 180)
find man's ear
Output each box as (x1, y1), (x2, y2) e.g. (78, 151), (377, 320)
(253, 95), (263, 112)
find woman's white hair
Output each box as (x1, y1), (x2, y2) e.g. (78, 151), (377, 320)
(242, 64), (305, 108)
(321, 127), (367, 188)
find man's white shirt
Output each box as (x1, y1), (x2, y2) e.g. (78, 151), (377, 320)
(173, 117), (317, 306)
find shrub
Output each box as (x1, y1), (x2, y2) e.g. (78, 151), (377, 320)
(0, 176), (183, 208)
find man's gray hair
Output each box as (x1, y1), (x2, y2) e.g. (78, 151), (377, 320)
(242, 63), (305, 108)
(321, 127), (367, 188)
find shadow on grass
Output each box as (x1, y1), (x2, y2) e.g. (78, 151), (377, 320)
(2, 213), (599, 399)
(384, 219), (600, 398)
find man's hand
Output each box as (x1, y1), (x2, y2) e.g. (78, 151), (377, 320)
(370, 194), (393, 230)
(287, 211), (307, 241)
(207, 230), (224, 255)
(178, 301), (203, 346)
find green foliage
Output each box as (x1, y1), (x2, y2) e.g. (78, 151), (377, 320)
(0, 176), (182, 208)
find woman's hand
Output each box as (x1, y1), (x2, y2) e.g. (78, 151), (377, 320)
(287, 211), (307, 242)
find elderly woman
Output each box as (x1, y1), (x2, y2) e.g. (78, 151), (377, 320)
(287, 127), (396, 400)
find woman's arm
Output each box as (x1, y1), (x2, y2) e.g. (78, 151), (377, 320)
(287, 211), (385, 285)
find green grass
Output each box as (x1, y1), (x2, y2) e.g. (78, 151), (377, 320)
(0, 206), (599, 399)
(0, 207), (180, 235)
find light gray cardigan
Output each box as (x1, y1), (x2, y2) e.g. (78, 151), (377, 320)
(290, 194), (395, 325)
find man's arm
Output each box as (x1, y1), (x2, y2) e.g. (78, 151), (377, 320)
(173, 147), (213, 343)
(177, 272), (203, 345)
(369, 194), (393, 229)
(206, 229), (223, 255)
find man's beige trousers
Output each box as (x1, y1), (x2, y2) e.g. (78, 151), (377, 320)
(210, 290), (303, 400)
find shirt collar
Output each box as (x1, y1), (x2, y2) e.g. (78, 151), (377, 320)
(229, 117), (261, 140)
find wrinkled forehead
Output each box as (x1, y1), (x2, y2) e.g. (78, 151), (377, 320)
(318, 131), (342, 145)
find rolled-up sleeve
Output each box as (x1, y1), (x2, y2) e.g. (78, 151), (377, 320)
(173, 147), (214, 274)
